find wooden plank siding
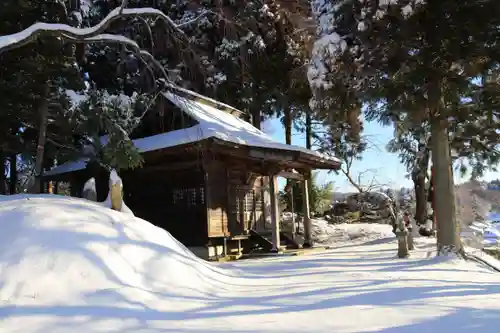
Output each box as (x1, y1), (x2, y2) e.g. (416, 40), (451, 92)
(205, 159), (266, 239)
(205, 161), (229, 237)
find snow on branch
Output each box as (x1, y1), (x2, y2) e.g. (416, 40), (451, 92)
(0, 6), (195, 54)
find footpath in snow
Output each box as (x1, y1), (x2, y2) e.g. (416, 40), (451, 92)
(1, 195), (500, 333)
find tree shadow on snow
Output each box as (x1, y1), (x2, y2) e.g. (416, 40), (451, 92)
(0, 196), (240, 298)
(1, 279), (500, 332)
(2, 196), (500, 332)
(224, 249), (489, 279)
(361, 306), (500, 333)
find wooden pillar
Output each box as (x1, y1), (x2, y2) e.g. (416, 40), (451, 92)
(290, 184), (296, 239)
(302, 175), (313, 248)
(269, 174), (280, 252)
(261, 176), (271, 228)
(70, 175), (84, 197)
(70, 181), (79, 197)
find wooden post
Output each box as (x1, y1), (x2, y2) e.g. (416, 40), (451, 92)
(269, 174), (280, 252)
(408, 227), (415, 250)
(262, 176), (271, 228)
(396, 229), (410, 258)
(302, 175), (313, 248)
(290, 183), (296, 240)
(428, 166), (436, 229)
(405, 214), (415, 250)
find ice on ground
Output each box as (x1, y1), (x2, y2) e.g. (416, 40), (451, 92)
(2, 195), (500, 332)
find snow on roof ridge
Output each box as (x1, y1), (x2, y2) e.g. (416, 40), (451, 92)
(164, 83), (246, 117)
(163, 92), (339, 162)
(44, 91), (339, 177)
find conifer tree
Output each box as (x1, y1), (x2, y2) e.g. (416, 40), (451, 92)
(308, 0), (500, 254)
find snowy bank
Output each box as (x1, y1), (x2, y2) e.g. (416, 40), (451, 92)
(0, 195), (235, 303)
(2, 195), (500, 332)
(311, 219), (395, 245)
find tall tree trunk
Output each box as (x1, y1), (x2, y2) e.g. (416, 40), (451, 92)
(283, 104), (293, 216)
(0, 150), (6, 195)
(32, 82), (50, 194)
(251, 107), (261, 129)
(412, 147), (429, 226)
(9, 154), (17, 194)
(305, 112), (312, 150)
(284, 106), (292, 145)
(412, 171), (427, 225)
(305, 111), (313, 213)
(430, 119), (462, 255)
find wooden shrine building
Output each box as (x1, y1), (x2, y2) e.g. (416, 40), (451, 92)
(43, 86), (341, 260)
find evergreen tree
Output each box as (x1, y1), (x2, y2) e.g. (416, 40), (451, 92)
(0, 1), (320, 193)
(84, 1), (315, 130)
(0, 0), (86, 192)
(308, 0), (500, 255)
(0, 1), (166, 190)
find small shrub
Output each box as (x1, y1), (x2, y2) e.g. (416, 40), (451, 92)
(484, 248), (500, 260)
(344, 211), (361, 222)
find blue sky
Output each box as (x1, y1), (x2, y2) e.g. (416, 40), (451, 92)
(263, 117), (500, 192)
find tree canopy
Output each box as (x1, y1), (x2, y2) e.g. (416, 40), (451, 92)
(0, 0), (315, 193)
(307, 0), (500, 254)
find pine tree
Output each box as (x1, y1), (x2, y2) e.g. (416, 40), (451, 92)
(0, 1), (171, 190)
(85, 0), (315, 130)
(308, 0), (500, 254)
(0, 0), (87, 192)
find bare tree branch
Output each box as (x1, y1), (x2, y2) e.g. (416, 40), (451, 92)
(0, 6), (194, 54)
(120, 0), (129, 14)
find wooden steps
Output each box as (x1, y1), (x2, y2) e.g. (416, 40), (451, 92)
(249, 229), (301, 251)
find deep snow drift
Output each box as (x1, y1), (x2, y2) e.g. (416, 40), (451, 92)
(2, 195), (500, 333)
(0, 195), (233, 296)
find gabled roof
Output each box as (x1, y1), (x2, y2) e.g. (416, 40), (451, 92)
(164, 84), (248, 119)
(45, 89), (340, 177)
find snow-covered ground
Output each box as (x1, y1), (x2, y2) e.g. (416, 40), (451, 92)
(310, 218), (395, 245)
(2, 195), (500, 332)
(460, 217), (500, 249)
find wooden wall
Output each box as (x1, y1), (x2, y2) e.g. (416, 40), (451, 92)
(205, 161), (265, 238)
(122, 167), (208, 247)
(205, 161), (228, 237)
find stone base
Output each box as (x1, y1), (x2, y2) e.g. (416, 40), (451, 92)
(302, 242), (313, 249)
(188, 245), (225, 261)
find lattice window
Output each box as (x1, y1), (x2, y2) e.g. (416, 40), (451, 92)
(172, 189), (184, 204)
(199, 187), (205, 205)
(244, 190), (255, 212)
(188, 188), (197, 206)
(228, 186), (243, 215)
(173, 187), (205, 206)
(254, 189), (264, 211)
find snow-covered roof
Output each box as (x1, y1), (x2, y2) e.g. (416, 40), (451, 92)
(45, 91), (340, 177)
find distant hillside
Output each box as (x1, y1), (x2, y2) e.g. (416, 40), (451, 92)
(456, 181), (500, 225)
(332, 181), (500, 227)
